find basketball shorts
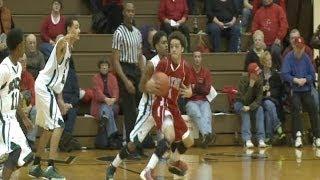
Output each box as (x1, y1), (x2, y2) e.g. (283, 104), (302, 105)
(0, 112), (33, 166)
(35, 83), (64, 130)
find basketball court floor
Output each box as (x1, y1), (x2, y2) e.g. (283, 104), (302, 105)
(10, 146), (320, 179)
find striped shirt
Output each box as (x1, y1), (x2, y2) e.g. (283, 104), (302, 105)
(112, 24), (142, 64)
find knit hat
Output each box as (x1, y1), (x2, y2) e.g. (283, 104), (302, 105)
(247, 63), (261, 75)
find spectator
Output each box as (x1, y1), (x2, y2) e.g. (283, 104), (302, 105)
(25, 34), (45, 79)
(158, 0), (190, 51)
(234, 63), (266, 148)
(252, 0), (286, 15)
(282, 29), (314, 64)
(0, 0), (14, 61)
(244, 30), (266, 71)
(260, 51), (285, 144)
(19, 53), (38, 150)
(186, 51), (215, 148)
(206, 0), (240, 52)
(252, 0), (288, 70)
(242, 0), (253, 33)
(140, 26), (157, 60)
(91, 59), (121, 149)
(310, 24), (320, 50)
(59, 59), (82, 152)
(101, 0), (123, 34)
(111, 3), (144, 142)
(39, 0), (66, 60)
(281, 37), (320, 148)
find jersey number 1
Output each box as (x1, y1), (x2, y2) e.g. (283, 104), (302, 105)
(11, 92), (18, 110)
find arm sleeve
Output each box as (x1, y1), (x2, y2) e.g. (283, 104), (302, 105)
(281, 56), (294, 84)
(158, 0), (167, 22)
(40, 16), (51, 42)
(93, 75), (107, 103)
(112, 30), (123, 50)
(276, 7), (289, 41)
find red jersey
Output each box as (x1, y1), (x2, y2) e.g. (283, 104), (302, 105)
(152, 57), (192, 141)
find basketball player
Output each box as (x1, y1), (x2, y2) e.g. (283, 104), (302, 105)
(28, 17), (80, 179)
(106, 31), (171, 179)
(140, 31), (194, 179)
(0, 28), (34, 180)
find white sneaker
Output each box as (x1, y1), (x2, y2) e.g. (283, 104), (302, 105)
(295, 131), (303, 148)
(313, 138), (320, 148)
(258, 140), (267, 148)
(245, 140), (254, 148)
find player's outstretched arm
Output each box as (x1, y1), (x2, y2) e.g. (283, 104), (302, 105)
(17, 93), (33, 132)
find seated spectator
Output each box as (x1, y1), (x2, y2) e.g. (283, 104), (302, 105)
(234, 63), (266, 148)
(158, 0), (190, 51)
(19, 54), (37, 150)
(310, 24), (320, 50)
(260, 51), (285, 144)
(59, 58), (82, 152)
(90, 59), (121, 149)
(282, 29), (314, 64)
(242, 0), (253, 33)
(0, 0), (14, 61)
(140, 26), (157, 60)
(244, 30), (266, 70)
(252, 0), (286, 15)
(39, 0), (66, 60)
(252, 0), (288, 70)
(281, 37), (320, 148)
(206, 0), (240, 52)
(186, 51), (215, 148)
(101, 0), (123, 34)
(25, 34), (45, 79)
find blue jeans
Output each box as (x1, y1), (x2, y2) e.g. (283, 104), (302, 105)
(242, 8), (252, 30)
(262, 100), (281, 139)
(234, 102), (265, 141)
(100, 104), (118, 137)
(64, 107), (78, 134)
(207, 23), (240, 52)
(186, 100), (213, 135)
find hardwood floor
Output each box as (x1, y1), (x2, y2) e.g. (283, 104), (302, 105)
(11, 146), (320, 180)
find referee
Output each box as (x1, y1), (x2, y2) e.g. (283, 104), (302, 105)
(111, 2), (144, 142)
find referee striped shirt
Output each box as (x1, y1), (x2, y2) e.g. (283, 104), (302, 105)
(112, 24), (142, 64)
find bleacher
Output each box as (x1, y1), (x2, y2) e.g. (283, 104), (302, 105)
(9, 0), (311, 148)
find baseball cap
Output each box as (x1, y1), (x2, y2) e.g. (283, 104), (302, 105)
(247, 63), (261, 75)
(294, 37), (305, 49)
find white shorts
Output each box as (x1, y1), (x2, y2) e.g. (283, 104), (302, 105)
(0, 112), (32, 166)
(35, 84), (64, 130)
(129, 93), (155, 142)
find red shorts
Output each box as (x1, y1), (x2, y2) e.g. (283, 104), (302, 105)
(152, 103), (188, 141)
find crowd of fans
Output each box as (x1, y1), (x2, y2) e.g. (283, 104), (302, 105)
(1, 0), (320, 151)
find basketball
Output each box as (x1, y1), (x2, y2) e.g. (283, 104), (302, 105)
(152, 72), (170, 97)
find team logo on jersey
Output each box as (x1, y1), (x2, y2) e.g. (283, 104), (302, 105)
(8, 77), (20, 94)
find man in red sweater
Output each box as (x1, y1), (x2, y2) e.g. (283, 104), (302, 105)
(185, 51), (214, 148)
(158, 0), (190, 51)
(252, 0), (288, 70)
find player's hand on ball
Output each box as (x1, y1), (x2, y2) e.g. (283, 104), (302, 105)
(180, 84), (192, 98)
(145, 79), (161, 95)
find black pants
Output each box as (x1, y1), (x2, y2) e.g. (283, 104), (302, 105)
(119, 63), (141, 142)
(161, 22), (190, 52)
(291, 91), (320, 139)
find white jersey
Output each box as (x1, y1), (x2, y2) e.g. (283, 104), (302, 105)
(0, 57), (22, 114)
(35, 39), (71, 94)
(129, 54), (161, 142)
